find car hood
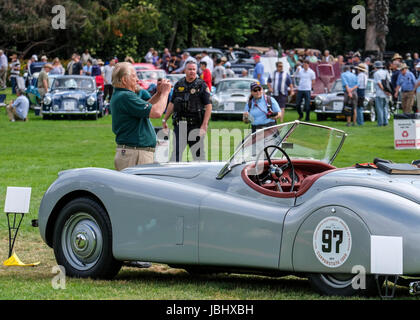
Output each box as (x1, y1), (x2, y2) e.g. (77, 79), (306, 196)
(121, 162), (226, 179)
(50, 90), (91, 99)
(216, 90), (249, 101)
(319, 167), (420, 204)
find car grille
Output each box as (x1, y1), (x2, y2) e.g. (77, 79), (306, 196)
(235, 102), (246, 111)
(61, 98), (78, 111)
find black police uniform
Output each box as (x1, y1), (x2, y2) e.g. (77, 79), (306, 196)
(170, 76), (210, 161)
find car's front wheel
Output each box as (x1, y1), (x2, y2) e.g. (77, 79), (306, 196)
(308, 273), (380, 296)
(53, 197), (122, 279)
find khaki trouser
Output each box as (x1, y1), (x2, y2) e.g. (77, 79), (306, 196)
(401, 91), (415, 113)
(114, 147), (154, 171)
(417, 91), (420, 111)
(0, 68), (6, 88)
(6, 105), (27, 121)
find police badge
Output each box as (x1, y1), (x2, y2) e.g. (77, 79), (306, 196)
(190, 88), (196, 94)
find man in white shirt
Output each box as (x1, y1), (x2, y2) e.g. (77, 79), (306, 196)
(103, 59), (116, 102)
(0, 50), (8, 90)
(294, 60), (316, 121)
(201, 51), (214, 73)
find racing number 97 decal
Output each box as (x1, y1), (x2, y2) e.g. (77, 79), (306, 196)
(313, 217), (352, 268)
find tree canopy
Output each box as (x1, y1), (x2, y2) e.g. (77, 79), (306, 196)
(0, 0), (418, 59)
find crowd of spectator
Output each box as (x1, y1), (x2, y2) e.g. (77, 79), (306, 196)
(0, 46), (419, 124)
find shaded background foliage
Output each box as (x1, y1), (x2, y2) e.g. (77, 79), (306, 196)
(0, 0), (418, 60)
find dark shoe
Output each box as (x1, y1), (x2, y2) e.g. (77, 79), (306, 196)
(346, 123), (351, 127)
(298, 115), (303, 120)
(124, 261), (152, 268)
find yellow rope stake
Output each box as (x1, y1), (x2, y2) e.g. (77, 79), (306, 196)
(3, 252), (40, 267)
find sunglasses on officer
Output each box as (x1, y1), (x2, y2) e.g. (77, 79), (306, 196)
(252, 88), (262, 92)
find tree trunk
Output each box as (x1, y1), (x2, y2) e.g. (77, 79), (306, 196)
(365, 0), (389, 60)
(169, 19), (178, 52)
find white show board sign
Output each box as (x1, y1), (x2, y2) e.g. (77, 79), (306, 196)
(4, 187), (32, 214)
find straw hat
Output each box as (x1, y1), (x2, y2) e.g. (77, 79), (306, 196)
(392, 53), (403, 61)
(355, 63), (368, 73)
(97, 59), (104, 65)
(398, 63), (409, 70)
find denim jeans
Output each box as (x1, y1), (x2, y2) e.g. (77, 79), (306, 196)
(295, 90), (311, 120)
(10, 76), (17, 94)
(375, 96), (388, 126)
(356, 88), (365, 125)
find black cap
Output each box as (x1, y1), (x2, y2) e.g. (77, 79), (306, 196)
(250, 82), (262, 91)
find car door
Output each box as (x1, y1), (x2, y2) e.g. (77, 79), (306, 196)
(198, 192), (287, 269)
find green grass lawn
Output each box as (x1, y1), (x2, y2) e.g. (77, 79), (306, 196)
(0, 87), (419, 300)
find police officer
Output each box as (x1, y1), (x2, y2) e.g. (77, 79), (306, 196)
(162, 60), (212, 161)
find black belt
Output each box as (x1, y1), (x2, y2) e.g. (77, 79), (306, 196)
(117, 145), (155, 152)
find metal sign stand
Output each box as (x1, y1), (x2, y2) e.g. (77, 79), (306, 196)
(3, 187), (40, 267)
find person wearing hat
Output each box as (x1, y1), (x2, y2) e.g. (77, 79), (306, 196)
(355, 63), (368, 125)
(37, 63), (53, 99)
(352, 52), (361, 66)
(252, 55), (265, 85)
(243, 82), (281, 133)
(373, 60), (391, 126)
(224, 62), (235, 78)
(395, 63), (417, 113)
(392, 53), (403, 63)
(415, 63), (420, 112)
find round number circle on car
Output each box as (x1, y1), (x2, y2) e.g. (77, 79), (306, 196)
(313, 217), (352, 268)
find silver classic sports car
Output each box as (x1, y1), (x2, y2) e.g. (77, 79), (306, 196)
(211, 78), (258, 117)
(313, 79), (392, 122)
(37, 121), (420, 297)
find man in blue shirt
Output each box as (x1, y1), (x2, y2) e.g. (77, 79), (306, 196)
(415, 63), (420, 113)
(6, 88), (29, 121)
(395, 63), (417, 113)
(253, 55), (265, 85)
(341, 65), (358, 126)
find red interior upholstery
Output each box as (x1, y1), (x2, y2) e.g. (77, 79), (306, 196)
(241, 159), (337, 198)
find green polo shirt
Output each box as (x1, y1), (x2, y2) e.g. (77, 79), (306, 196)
(111, 87), (156, 148)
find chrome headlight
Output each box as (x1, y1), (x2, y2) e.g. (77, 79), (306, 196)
(314, 96), (323, 106)
(363, 98), (369, 107)
(79, 104), (85, 111)
(87, 96), (95, 106)
(53, 105), (59, 111)
(43, 96), (52, 105)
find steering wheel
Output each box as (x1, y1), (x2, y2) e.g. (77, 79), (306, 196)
(254, 145), (296, 192)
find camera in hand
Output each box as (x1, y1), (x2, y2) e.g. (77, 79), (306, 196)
(266, 107), (278, 118)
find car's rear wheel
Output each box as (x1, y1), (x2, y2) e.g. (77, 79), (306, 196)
(308, 273), (380, 296)
(53, 197), (122, 279)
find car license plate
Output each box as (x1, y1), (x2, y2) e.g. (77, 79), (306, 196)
(224, 102), (235, 111)
(333, 101), (343, 111)
(64, 101), (75, 111)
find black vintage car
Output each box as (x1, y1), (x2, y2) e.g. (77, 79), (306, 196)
(41, 76), (104, 120)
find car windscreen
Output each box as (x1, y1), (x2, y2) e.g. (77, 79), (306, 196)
(217, 80), (254, 93)
(218, 121), (346, 179)
(331, 80), (343, 93)
(137, 70), (166, 80)
(52, 78), (95, 91)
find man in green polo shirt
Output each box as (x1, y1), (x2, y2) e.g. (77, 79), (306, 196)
(111, 62), (171, 170)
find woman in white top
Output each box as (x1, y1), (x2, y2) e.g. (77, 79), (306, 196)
(355, 63), (368, 125)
